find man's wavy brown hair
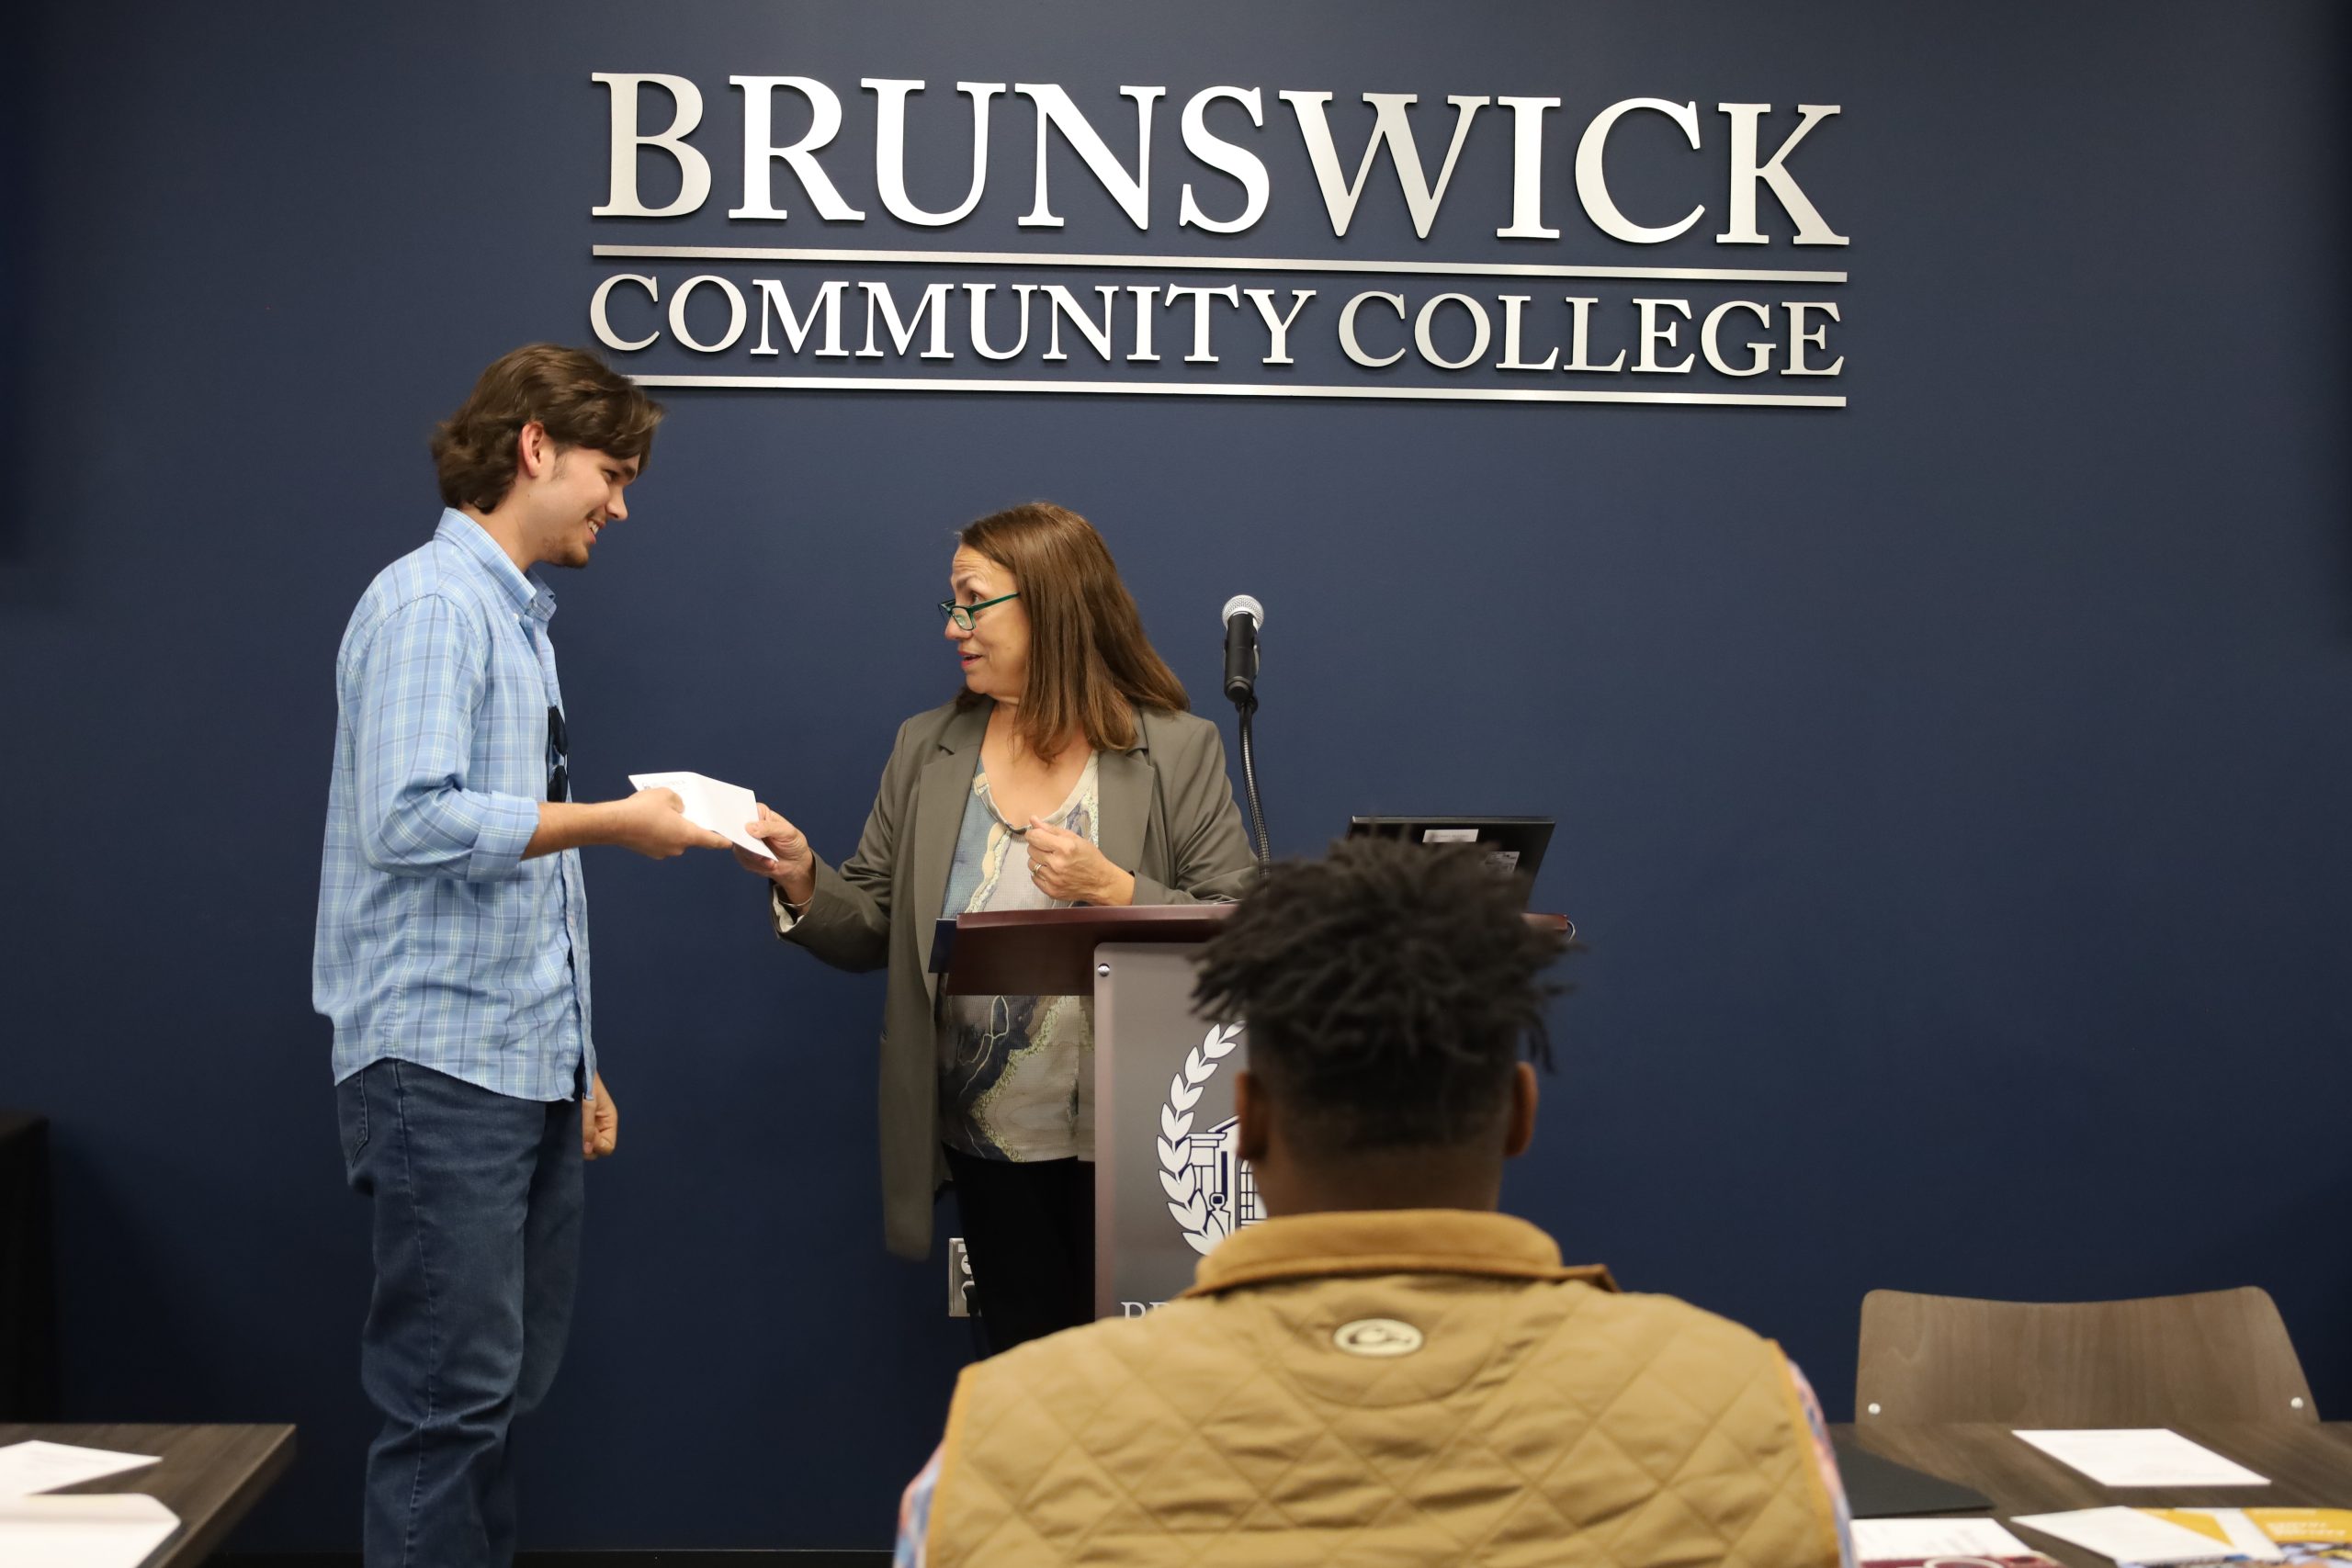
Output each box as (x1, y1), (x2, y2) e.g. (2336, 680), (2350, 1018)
(953, 502), (1188, 759)
(430, 344), (662, 512)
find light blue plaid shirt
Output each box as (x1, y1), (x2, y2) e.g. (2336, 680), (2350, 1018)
(314, 509), (594, 1102)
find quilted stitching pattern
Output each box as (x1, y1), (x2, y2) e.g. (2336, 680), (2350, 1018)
(934, 1276), (1835, 1567)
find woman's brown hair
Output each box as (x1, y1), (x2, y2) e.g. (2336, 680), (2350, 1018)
(430, 344), (663, 512)
(954, 502), (1188, 758)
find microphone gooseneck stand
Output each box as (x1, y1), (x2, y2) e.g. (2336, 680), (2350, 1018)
(1222, 598), (1272, 871)
(1233, 692), (1272, 871)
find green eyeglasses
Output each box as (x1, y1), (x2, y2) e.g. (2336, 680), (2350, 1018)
(939, 591), (1019, 630)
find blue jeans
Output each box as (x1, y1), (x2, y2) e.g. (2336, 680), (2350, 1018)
(337, 1058), (582, 1568)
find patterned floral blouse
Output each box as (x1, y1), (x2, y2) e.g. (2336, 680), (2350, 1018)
(935, 752), (1101, 1162)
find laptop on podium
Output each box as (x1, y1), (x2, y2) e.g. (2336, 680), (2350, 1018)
(1344, 816), (1554, 908)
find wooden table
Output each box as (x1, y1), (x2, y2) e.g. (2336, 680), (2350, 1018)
(1836, 1421), (2352, 1565)
(0, 1423), (295, 1567)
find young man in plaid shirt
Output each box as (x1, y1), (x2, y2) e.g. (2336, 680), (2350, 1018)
(314, 344), (725, 1568)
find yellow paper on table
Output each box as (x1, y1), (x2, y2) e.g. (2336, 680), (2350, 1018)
(2140, 1509), (2238, 1545)
(2136, 1508), (2284, 1559)
(2246, 1509), (2352, 1547)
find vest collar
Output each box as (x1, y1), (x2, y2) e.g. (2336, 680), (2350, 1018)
(1182, 1210), (1618, 1298)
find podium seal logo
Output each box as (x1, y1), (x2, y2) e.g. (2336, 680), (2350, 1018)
(1157, 1022), (1261, 1256)
(1333, 1318), (1425, 1358)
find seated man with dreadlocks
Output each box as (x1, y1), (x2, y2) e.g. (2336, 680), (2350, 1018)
(893, 837), (1854, 1568)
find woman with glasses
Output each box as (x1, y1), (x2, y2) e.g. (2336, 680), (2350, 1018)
(733, 502), (1255, 1352)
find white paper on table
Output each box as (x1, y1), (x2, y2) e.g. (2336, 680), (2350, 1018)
(0, 1493), (180, 1568)
(0, 1441), (160, 1498)
(2013, 1428), (2270, 1487)
(1852, 1517), (2040, 1561)
(2011, 1505), (2254, 1565)
(627, 772), (772, 860)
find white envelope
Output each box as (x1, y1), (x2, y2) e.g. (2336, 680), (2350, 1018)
(627, 772), (773, 860)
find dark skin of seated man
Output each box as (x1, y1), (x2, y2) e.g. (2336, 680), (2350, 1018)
(895, 837), (1856, 1568)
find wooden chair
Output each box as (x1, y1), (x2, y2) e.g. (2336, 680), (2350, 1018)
(1855, 1287), (2316, 1426)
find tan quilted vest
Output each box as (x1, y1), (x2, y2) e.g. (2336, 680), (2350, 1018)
(928, 1211), (1841, 1567)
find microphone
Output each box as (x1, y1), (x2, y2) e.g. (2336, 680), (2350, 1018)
(1222, 594), (1263, 707)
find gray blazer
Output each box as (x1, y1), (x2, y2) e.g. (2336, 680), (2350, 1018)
(775, 698), (1257, 1258)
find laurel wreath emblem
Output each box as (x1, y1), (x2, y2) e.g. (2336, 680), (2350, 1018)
(1158, 1021), (1248, 1256)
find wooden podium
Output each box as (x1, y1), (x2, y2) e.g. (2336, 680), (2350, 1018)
(933, 904), (1572, 1321)
(934, 905), (1242, 1318)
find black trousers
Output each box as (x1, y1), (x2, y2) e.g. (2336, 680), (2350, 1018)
(943, 1145), (1095, 1356)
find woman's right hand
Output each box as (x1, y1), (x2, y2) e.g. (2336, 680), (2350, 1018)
(737, 802), (818, 906)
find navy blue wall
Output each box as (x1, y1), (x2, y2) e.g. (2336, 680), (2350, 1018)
(5, 1), (2347, 1551)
